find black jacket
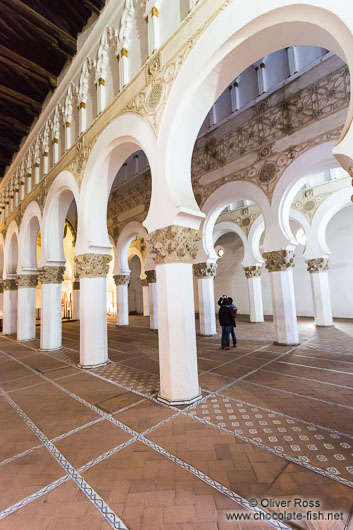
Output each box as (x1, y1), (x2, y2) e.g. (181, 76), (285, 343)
(219, 304), (235, 326)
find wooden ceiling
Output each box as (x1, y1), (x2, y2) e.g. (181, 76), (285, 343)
(0, 0), (106, 177)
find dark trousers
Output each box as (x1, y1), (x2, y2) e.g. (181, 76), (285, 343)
(230, 326), (237, 346)
(221, 325), (233, 348)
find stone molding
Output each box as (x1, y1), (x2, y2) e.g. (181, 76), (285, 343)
(3, 279), (17, 291)
(114, 274), (130, 286)
(305, 257), (329, 273)
(73, 280), (80, 290)
(145, 270), (156, 284)
(38, 266), (65, 284)
(16, 274), (38, 288)
(193, 262), (217, 279)
(146, 225), (201, 265)
(74, 254), (112, 278)
(263, 250), (295, 273)
(140, 278), (148, 287)
(244, 265), (263, 279)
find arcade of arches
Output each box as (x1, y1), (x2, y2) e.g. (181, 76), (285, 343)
(1, 1), (353, 528)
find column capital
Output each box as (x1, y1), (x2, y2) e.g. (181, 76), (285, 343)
(140, 278), (148, 287)
(3, 279), (17, 291)
(0, 280), (3, 294)
(16, 274), (38, 288)
(244, 265), (263, 279)
(38, 266), (65, 284)
(305, 257), (329, 273)
(73, 280), (80, 290)
(263, 250), (295, 273)
(114, 274), (130, 286)
(145, 270), (156, 284)
(74, 254), (112, 278)
(193, 262), (217, 279)
(146, 225), (201, 265)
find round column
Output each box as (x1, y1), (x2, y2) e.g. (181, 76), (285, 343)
(146, 270), (158, 330)
(244, 265), (264, 323)
(0, 280), (3, 320)
(114, 274), (130, 326)
(3, 278), (18, 335)
(263, 250), (299, 346)
(72, 278), (80, 320)
(193, 262), (217, 336)
(305, 258), (333, 327)
(38, 266), (65, 351)
(17, 274), (38, 341)
(141, 278), (150, 317)
(147, 225), (201, 405)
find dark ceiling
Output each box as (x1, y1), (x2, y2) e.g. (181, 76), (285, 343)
(0, 0), (106, 177)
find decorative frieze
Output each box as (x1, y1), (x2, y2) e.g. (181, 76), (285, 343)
(74, 254), (112, 278)
(16, 274), (38, 288)
(38, 266), (65, 284)
(145, 270), (156, 284)
(244, 265), (263, 279)
(193, 262), (217, 279)
(113, 274), (130, 286)
(3, 279), (18, 291)
(146, 225), (201, 265)
(263, 250), (295, 273)
(305, 258), (329, 274)
(140, 278), (148, 287)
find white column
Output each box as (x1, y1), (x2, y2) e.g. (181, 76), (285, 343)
(0, 281), (3, 317)
(244, 266), (264, 323)
(146, 270), (158, 329)
(75, 254), (112, 368)
(254, 59), (266, 95)
(17, 275), (38, 341)
(42, 152), (49, 176)
(78, 102), (87, 135)
(306, 258), (333, 327)
(147, 225), (201, 405)
(117, 49), (129, 90)
(97, 78), (106, 114)
(146, 6), (160, 56)
(286, 46), (299, 76)
(3, 279), (18, 335)
(38, 266), (65, 351)
(26, 173), (32, 194)
(72, 279), (80, 320)
(141, 279), (150, 317)
(52, 138), (59, 165)
(263, 250), (299, 345)
(193, 263), (217, 336)
(114, 274), (130, 326)
(64, 122), (71, 151)
(34, 164), (40, 185)
(229, 79), (239, 113)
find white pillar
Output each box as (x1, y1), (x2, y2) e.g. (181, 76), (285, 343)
(75, 254), (112, 368)
(0, 281), (3, 318)
(254, 59), (266, 95)
(52, 138), (59, 165)
(193, 263), (217, 336)
(3, 279), (18, 335)
(141, 279), (150, 317)
(229, 79), (239, 113)
(34, 164), (40, 185)
(17, 274), (38, 341)
(244, 266), (264, 323)
(114, 274), (130, 326)
(26, 173), (32, 194)
(64, 122), (71, 151)
(146, 6), (160, 56)
(306, 258), (333, 326)
(147, 225), (201, 405)
(117, 48), (129, 90)
(263, 250), (299, 345)
(146, 270), (158, 330)
(286, 46), (299, 76)
(38, 266), (65, 351)
(72, 279), (80, 320)
(42, 152), (49, 176)
(78, 102), (86, 135)
(97, 78), (106, 113)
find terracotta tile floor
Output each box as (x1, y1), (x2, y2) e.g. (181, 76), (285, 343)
(1, 316), (353, 529)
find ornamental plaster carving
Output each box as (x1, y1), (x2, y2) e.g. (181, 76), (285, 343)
(305, 258), (329, 273)
(113, 274), (130, 285)
(16, 274), (38, 288)
(140, 278), (148, 287)
(292, 187), (334, 223)
(3, 279), (18, 291)
(73, 280), (80, 290)
(68, 136), (98, 188)
(38, 266), (65, 284)
(244, 265), (263, 279)
(217, 205), (261, 237)
(193, 262), (217, 279)
(146, 225), (201, 264)
(145, 269), (156, 284)
(263, 250), (295, 273)
(74, 253), (112, 278)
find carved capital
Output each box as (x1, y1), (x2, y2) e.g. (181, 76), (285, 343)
(114, 274), (130, 286)
(73, 280), (80, 290)
(146, 225), (201, 265)
(140, 278), (148, 287)
(16, 274), (38, 288)
(145, 270), (156, 284)
(3, 279), (18, 291)
(74, 254), (112, 278)
(263, 250), (295, 273)
(305, 258), (329, 273)
(193, 262), (217, 279)
(244, 265), (263, 279)
(38, 266), (65, 284)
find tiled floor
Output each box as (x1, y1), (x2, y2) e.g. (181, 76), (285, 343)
(1, 316), (353, 529)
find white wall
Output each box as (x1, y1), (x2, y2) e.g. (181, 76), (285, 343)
(128, 255), (143, 314)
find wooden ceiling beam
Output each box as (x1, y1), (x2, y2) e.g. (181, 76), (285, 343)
(0, 84), (41, 113)
(0, 45), (57, 88)
(0, 115), (29, 134)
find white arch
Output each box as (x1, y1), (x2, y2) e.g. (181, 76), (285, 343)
(76, 113), (156, 255)
(158, 2), (353, 230)
(128, 247), (145, 278)
(42, 170), (79, 265)
(4, 220), (19, 276)
(115, 221), (147, 274)
(18, 201), (42, 272)
(0, 232), (4, 277)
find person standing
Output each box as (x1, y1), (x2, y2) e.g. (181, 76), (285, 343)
(227, 297), (237, 347)
(218, 301), (235, 350)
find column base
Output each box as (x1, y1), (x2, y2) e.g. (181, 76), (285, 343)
(17, 338), (36, 343)
(197, 333), (217, 337)
(157, 390), (202, 406)
(78, 359), (111, 370)
(273, 341), (300, 347)
(40, 346), (63, 352)
(315, 324), (335, 328)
